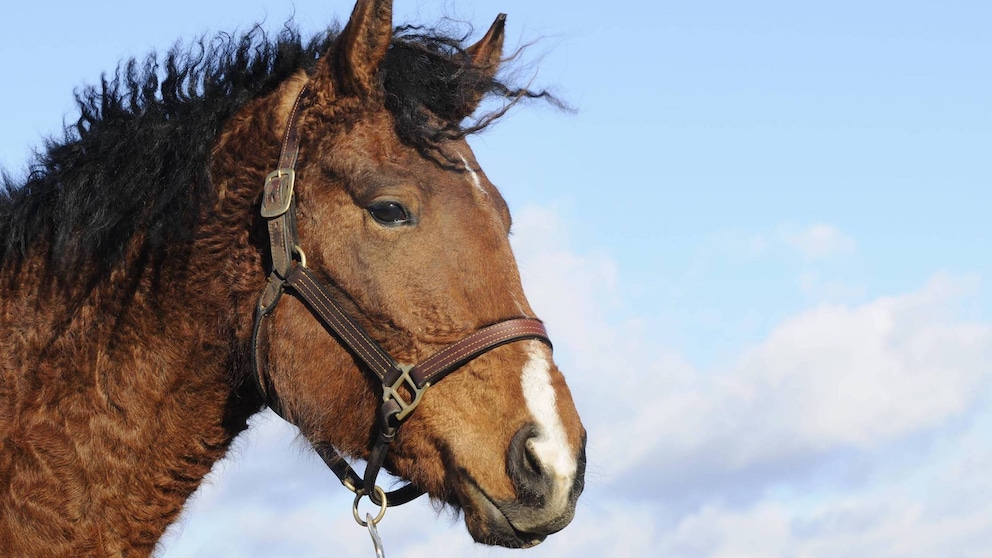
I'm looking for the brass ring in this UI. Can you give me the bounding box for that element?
[353,485,388,526]
[341,476,359,494]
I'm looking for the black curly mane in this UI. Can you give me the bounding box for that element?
[0,22,553,283]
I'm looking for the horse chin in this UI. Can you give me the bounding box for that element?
[458,478,547,549]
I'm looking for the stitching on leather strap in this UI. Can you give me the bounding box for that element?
[286,267,397,381]
[412,320,550,386]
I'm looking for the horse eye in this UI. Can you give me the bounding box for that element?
[367,201,411,226]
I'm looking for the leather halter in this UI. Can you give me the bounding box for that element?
[250,84,553,510]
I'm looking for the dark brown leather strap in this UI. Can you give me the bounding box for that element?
[284,265,402,382]
[286,265,551,391]
[262,85,310,278]
[407,320,551,387]
[284,264,550,385]
[252,84,313,408]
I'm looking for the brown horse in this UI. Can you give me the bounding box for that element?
[0,0,586,555]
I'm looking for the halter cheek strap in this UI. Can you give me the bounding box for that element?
[250,83,553,511]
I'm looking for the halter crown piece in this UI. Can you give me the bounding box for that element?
[250,84,553,550]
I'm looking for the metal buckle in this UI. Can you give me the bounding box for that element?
[260,168,296,218]
[381,364,429,422]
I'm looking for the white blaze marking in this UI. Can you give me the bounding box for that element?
[521,341,576,504]
[458,153,489,198]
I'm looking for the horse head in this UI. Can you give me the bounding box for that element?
[230,0,586,547]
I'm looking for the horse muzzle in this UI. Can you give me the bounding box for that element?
[460,425,587,548]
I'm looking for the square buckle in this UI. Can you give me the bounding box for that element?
[260,168,296,218]
[382,364,429,422]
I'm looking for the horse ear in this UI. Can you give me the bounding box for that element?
[335,0,393,96]
[457,14,507,118]
[467,13,506,73]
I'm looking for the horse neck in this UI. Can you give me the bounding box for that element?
[0,132,276,557]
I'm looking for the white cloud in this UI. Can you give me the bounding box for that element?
[606,275,990,492]
[733,274,989,450]
[798,270,867,302]
[783,223,857,259]
[659,502,793,558]
[645,487,992,558]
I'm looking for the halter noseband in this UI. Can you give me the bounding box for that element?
[250,84,552,517]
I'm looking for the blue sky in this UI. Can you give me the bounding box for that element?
[2,1,991,556]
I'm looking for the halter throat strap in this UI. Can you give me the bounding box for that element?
[251,84,553,509]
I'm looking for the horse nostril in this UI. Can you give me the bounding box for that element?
[507,424,551,506]
[524,440,543,476]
